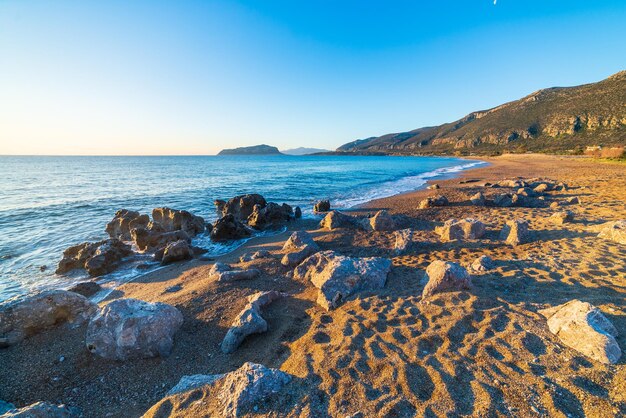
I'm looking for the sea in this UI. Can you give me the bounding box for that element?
[0,155,485,303]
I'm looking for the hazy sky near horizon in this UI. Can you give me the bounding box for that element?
[1,1,625,155]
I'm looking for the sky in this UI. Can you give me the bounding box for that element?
[1,1,625,155]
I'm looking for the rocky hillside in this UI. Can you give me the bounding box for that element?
[338,71,626,155]
[218,144,282,155]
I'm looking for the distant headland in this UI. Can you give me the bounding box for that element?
[217,144,282,155]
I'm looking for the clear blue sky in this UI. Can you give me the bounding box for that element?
[1,0,625,155]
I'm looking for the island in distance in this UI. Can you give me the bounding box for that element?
[281,147,330,155]
[217,144,282,155]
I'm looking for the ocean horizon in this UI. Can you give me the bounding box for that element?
[0,155,483,302]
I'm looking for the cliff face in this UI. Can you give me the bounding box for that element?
[218,145,282,155]
[337,71,626,155]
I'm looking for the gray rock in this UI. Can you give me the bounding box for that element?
[294,250,391,310]
[294,206,302,218]
[160,240,193,265]
[247,203,293,230]
[210,214,252,241]
[493,193,513,208]
[418,195,448,209]
[313,200,331,212]
[500,219,531,245]
[471,255,494,272]
[131,227,190,252]
[540,300,621,364]
[68,281,102,298]
[56,239,133,277]
[0,290,97,347]
[470,192,485,206]
[152,207,205,237]
[221,291,286,353]
[422,261,471,298]
[167,374,225,396]
[209,263,261,282]
[566,196,580,205]
[550,201,561,209]
[597,220,626,245]
[217,194,267,220]
[365,210,396,231]
[533,183,549,193]
[550,211,574,225]
[105,209,149,240]
[239,250,271,263]
[436,218,486,241]
[319,211,359,230]
[281,231,320,267]
[0,402,74,417]
[393,229,415,254]
[86,298,183,360]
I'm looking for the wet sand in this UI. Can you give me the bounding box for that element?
[1,154,625,417]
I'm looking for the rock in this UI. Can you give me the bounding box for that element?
[422,261,471,298]
[471,255,494,272]
[239,250,271,263]
[393,229,415,254]
[498,179,524,188]
[313,200,331,212]
[540,300,621,364]
[160,240,193,265]
[418,195,448,209]
[436,218,486,241]
[533,183,550,193]
[500,219,531,245]
[281,231,320,267]
[147,363,292,418]
[365,210,396,231]
[105,209,149,240]
[210,214,252,241]
[86,298,183,360]
[131,227,190,252]
[218,194,267,220]
[516,187,536,197]
[566,196,580,205]
[493,193,513,208]
[0,401,74,417]
[152,207,205,237]
[0,290,97,347]
[247,202,293,229]
[319,211,358,230]
[0,401,16,415]
[550,211,574,225]
[294,206,302,218]
[209,263,261,282]
[597,220,626,245]
[470,192,485,206]
[68,281,102,298]
[221,291,286,353]
[294,250,391,310]
[427,184,440,190]
[56,239,133,276]
[550,201,561,209]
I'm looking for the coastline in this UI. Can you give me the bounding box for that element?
[1,154,625,417]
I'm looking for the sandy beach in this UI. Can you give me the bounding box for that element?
[1,154,625,417]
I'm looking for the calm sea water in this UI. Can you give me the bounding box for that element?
[0,155,483,302]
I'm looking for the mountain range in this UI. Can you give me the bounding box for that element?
[337,71,626,155]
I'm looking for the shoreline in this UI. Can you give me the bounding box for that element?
[1,154,625,417]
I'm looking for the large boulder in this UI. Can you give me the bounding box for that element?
[0,401,74,417]
[294,251,391,310]
[152,207,205,237]
[247,202,293,229]
[597,220,626,245]
[436,218,486,241]
[422,261,471,298]
[281,231,320,267]
[131,227,190,252]
[105,209,149,240]
[500,219,531,245]
[393,229,415,254]
[365,210,396,231]
[145,363,292,418]
[418,195,448,209]
[540,300,621,364]
[313,200,331,213]
[319,211,359,230]
[56,239,133,276]
[0,290,97,347]
[159,240,193,265]
[221,291,286,353]
[209,263,261,282]
[217,194,267,220]
[86,299,183,360]
[210,214,252,241]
